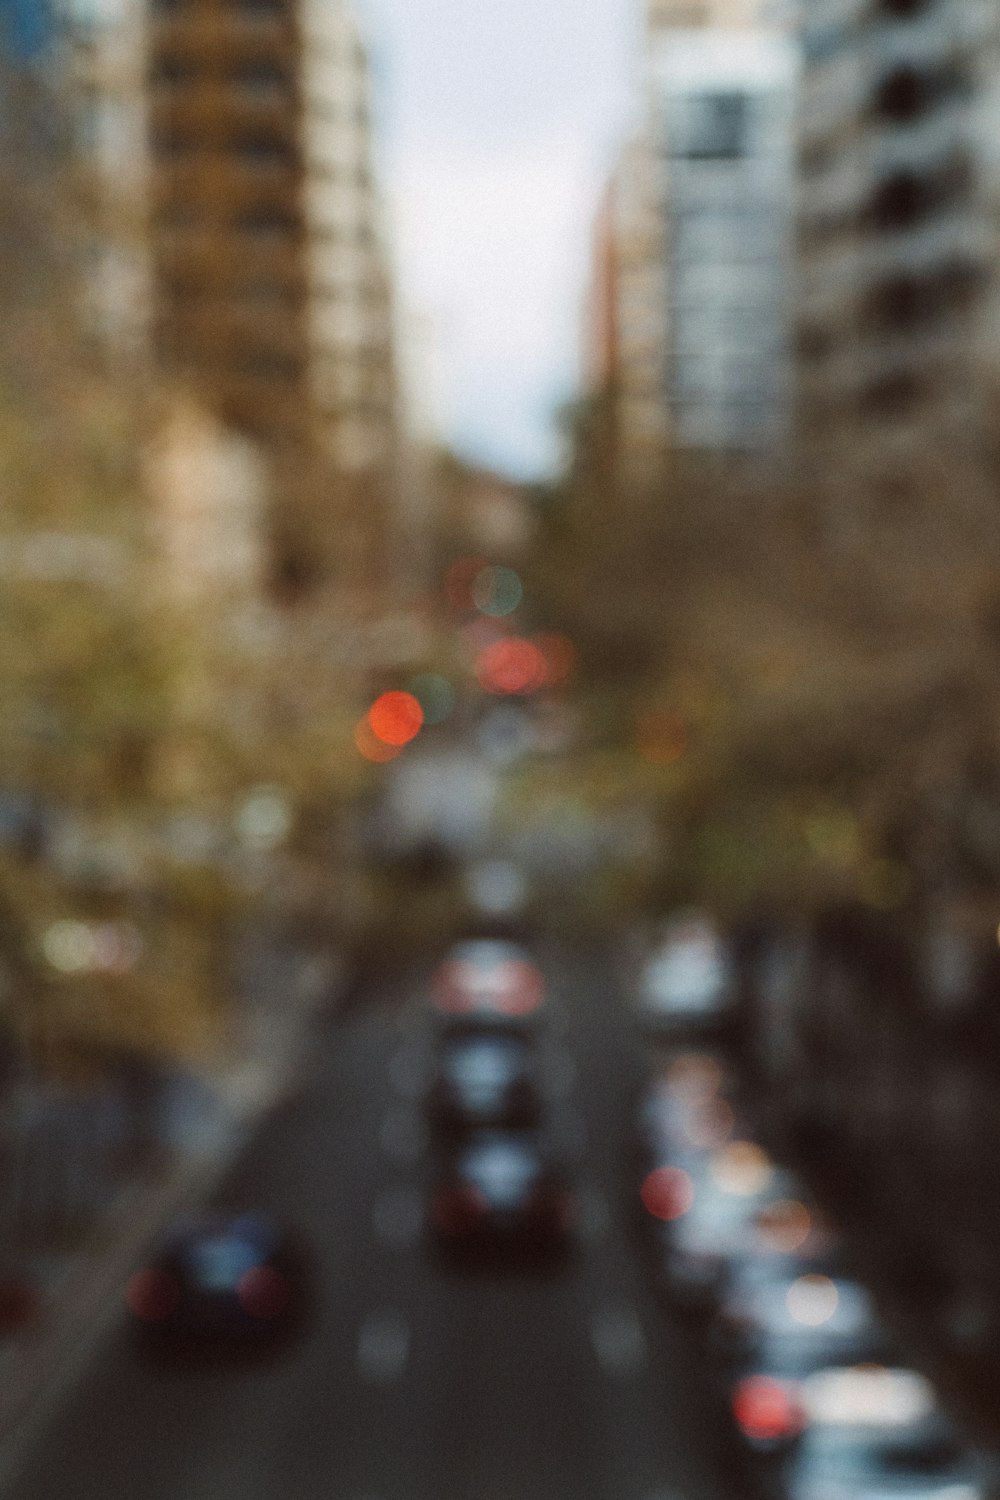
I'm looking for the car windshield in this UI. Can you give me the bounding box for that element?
[444,1036,527,1088]
[461,1137,543,1199]
[186,1237,263,1290]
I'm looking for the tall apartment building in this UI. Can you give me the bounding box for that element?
[62,0,397,597]
[653,28,798,450]
[795,0,1000,500]
[585,0,797,478]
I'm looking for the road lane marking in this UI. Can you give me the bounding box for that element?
[590,1303,648,1376]
[378,1105,427,1165]
[373,1186,424,1249]
[357,1311,410,1385]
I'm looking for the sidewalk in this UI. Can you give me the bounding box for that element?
[0,942,348,1487]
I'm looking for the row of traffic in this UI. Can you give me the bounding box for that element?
[423,939,575,1266]
[633,1041,997,1500]
[121,937,572,1359]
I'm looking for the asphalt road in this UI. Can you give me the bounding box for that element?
[2,941,745,1500]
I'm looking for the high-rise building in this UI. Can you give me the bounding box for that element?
[652,28,798,450]
[795,0,1000,503]
[63,0,398,597]
[584,0,797,479]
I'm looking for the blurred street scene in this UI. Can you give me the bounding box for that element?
[2,0,1000,1494]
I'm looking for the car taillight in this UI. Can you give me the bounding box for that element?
[732,1375,805,1443]
[640,1166,695,1222]
[126,1268,180,1323]
[237,1265,291,1320]
[432,1184,487,1233]
[496,961,545,1016]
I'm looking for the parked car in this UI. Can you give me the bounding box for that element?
[425,1027,543,1138]
[778,1365,987,1500]
[635,911,737,1043]
[125,1212,309,1358]
[711,1268,886,1382]
[642,1135,803,1313]
[428,1129,574,1265]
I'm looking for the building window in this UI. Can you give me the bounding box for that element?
[149,55,196,85]
[861,370,924,416]
[671,92,749,161]
[228,59,291,95]
[230,135,295,166]
[233,207,299,235]
[878,0,929,15]
[226,0,285,16]
[869,169,929,229]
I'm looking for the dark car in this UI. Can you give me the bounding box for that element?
[426,1027,543,1137]
[125,1212,309,1359]
[428,1129,574,1265]
[430,940,547,1024]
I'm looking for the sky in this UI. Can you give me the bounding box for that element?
[359,0,641,481]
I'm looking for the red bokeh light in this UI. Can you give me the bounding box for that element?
[476,639,549,696]
[368,691,424,747]
[640,1166,696,1222]
[354,717,401,763]
[732,1376,805,1443]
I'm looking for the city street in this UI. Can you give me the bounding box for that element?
[0,943,743,1500]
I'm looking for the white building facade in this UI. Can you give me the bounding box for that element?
[651,29,799,450]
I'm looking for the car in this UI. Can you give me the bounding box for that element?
[711,1268,886,1382]
[428,1129,574,1265]
[636,910,737,1044]
[774,1364,989,1500]
[640,1134,805,1314]
[430,940,546,1024]
[425,1027,543,1138]
[125,1212,309,1358]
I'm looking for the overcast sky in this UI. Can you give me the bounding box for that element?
[359,0,641,481]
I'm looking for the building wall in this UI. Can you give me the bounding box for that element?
[652,29,798,450]
[588,0,797,479]
[795,0,1000,499]
[64,0,398,594]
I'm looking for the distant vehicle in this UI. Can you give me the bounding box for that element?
[125,1213,308,1357]
[776,1365,987,1500]
[428,1129,574,1264]
[426,1029,543,1138]
[712,1268,884,1379]
[642,1137,803,1313]
[431,940,546,1024]
[636,911,737,1042]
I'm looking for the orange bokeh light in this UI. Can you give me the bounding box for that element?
[354,717,401,763]
[476,638,549,696]
[368,691,424,746]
